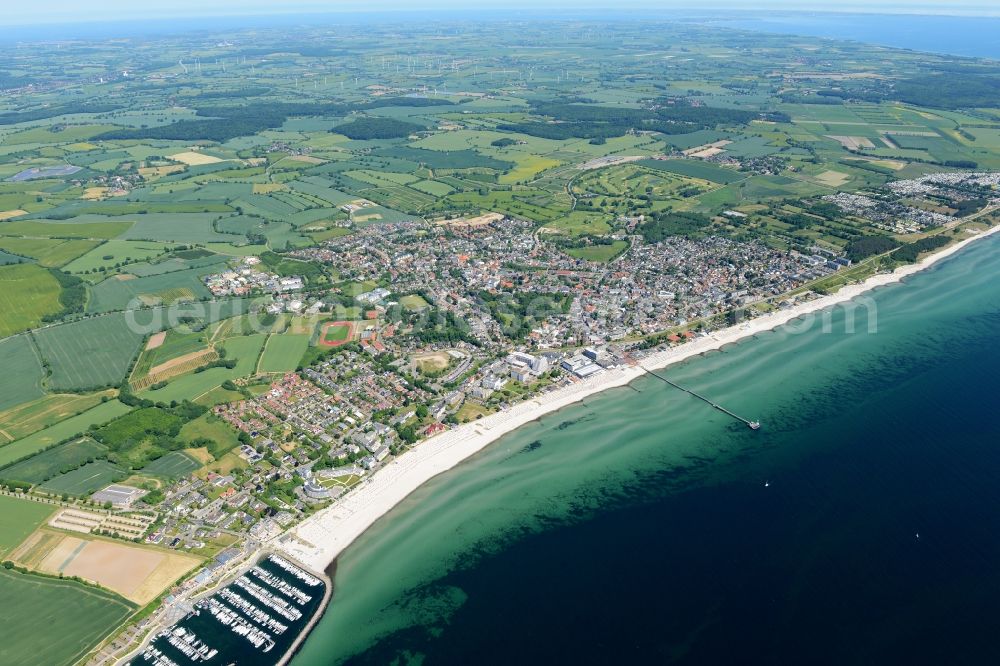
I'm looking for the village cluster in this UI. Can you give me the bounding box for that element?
[65,172,997,558]
[292,215,821,346]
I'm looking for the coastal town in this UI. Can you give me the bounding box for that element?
[8,170,995,576]
[2,13,1000,665]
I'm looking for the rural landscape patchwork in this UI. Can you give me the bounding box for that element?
[0,11,999,666]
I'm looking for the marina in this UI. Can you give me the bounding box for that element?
[130,555,327,666]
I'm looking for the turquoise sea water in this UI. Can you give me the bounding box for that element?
[294,235,1000,665]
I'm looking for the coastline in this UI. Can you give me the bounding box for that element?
[277,223,1000,573]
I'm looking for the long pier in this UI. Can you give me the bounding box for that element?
[644,368,760,430]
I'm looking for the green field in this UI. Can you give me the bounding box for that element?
[141,451,201,479]
[409,179,455,196]
[139,334,267,403]
[131,327,210,382]
[192,386,246,408]
[33,314,146,390]
[0,495,55,556]
[118,212,240,243]
[0,400,132,469]
[0,264,63,337]
[322,324,352,343]
[0,238,100,268]
[87,266,212,313]
[40,460,124,496]
[0,219,133,240]
[563,240,629,262]
[399,294,431,311]
[637,158,746,184]
[0,568,135,666]
[0,392,113,444]
[0,438,109,485]
[62,240,170,274]
[259,333,310,372]
[0,335,46,412]
[179,412,241,459]
[546,211,612,236]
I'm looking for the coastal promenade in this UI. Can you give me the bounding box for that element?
[278,223,1000,572]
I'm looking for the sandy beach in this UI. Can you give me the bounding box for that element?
[278,223,1000,572]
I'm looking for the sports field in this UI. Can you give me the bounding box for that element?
[33,313,146,390]
[0,335,46,412]
[0,568,135,665]
[39,460,124,496]
[0,495,55,557]
[319,321,355,347]
[0,263,63,337]
[0,400,131,469]
[259,332,311,372]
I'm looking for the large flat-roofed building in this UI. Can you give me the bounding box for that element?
[91,484,147,508]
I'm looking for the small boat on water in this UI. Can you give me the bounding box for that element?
[748,421,761,430]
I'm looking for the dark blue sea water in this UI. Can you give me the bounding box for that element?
[294,234,1000,665]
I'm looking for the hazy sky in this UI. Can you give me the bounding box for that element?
[3,0,999,25]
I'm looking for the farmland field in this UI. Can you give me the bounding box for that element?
[0,219,133,239]
[0,400,132,469]
[131,327,209,378]
[0,335,46,412]
[637,158,746,184]
[33,314,146,390]
[40,460,125,496]
[141,451,201,479]
[62,240,170,274]
[139,334,267,402]
[117,213,240,243]
[0,391,114,444]
[87,265,212,312]
[0,263,63,337]
[259,332,311,372]
[0,568,135,666]
[0,237,100,268]
[0,438,109,484]
[30,532,201,604]
[0,495,55,556]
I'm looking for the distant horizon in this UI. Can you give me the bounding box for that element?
[3,2,1000,27]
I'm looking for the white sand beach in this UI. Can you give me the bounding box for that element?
[278,223,1000,572]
